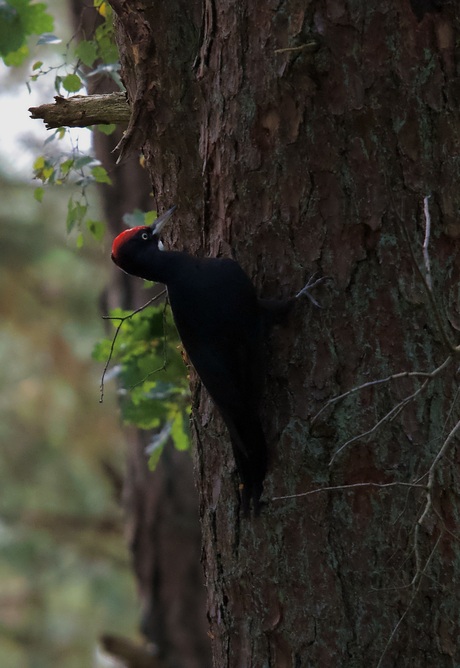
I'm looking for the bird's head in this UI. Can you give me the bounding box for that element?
[111,206,176,278]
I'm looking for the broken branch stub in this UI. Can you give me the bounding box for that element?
[29,92,131,129]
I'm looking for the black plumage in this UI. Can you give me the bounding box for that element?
[111,208,322,513]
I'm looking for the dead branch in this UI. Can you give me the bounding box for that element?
[29,92,130,129]
[311,368,445,426]
[274,40,319,54]
[272,480,426,502]
[328,356,453,466]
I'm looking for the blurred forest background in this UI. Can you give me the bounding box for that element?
[0,2,141,666]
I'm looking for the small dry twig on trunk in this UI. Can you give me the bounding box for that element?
[314,194,457,468]
[328,357,453,466]
[422,195,433,291]
[272,480,426,502]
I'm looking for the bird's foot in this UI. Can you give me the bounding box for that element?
[295,274,330,308]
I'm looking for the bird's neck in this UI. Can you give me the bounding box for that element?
[131,249,194,285]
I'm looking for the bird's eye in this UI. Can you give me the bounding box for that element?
[141,232,149,240]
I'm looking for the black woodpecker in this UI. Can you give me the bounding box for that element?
[111,207,323,514]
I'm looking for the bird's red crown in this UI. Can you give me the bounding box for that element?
[111,226,147,260]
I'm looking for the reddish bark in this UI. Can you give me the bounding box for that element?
[110,1,460,665]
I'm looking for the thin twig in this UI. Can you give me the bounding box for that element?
[441,385,460,438]
[272,481,426,502]
[417,416,460,530]
[376,533,442,668]
[399,211,455,354]
[274,41,318,54]
[311,369,443,425]
[99,290,167,403]
[410,409,460,599]
[328,357,453,466]
[329,381,428,466]
[422,195,433,291]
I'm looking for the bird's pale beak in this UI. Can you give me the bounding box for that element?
[152,206,176,234]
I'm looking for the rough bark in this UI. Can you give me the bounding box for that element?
[29,92,130,129]
[68,3,211,667]
[109,1,460,666]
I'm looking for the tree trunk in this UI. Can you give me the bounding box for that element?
[110,1,460,665]
[69,4,210,667]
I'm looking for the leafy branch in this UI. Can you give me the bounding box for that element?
[0,0,54,66]
[98,291,167,404]
[26,0,122,244]
[94,292,191,467]
[33,148,111,246]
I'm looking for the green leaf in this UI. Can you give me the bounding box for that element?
[74,156,94,169]
[86,219,105,241]
[0,4,24,58]
[33,187,44,202]
[44,128,63,145]
[33,155,45,171]
[94,18,118,64]
[91,165,112,185]
[144,211,157,226]
[3,43,28,66]
[22,3,53,34]
[97,123,116,135]
[66,198,87,233]
[107,307,131,320]
[32,59,42,70]
[33,155,55,183]
[121,399,161,430]
[122,210,146,227]
[93,305,189,469]
[147,444,165,471]
[60,158,74,176]
[92,338,115,363]
[62,73,82,93]
[123,209,158,227]
[0,1,54,64]
[75,39,97,67]
[171,409,189,451]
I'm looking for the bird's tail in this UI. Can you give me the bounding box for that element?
[226,413,268,516]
